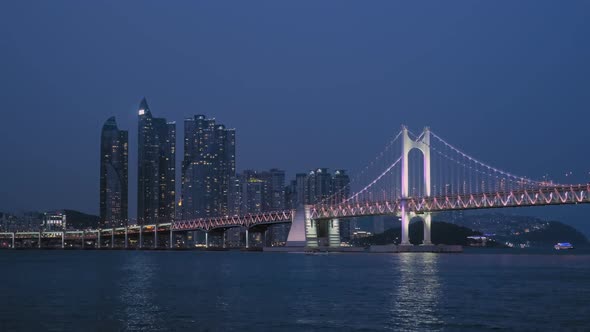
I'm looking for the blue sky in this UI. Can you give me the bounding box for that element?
[1,1,589,232]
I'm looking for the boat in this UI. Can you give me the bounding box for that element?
[305,250,329,255]
[554,242,574,250]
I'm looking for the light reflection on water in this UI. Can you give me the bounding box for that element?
[118,253,162,331]
[389,253,443,331]
[1,251,590,331]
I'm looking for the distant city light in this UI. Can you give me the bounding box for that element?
[138,109,145,115]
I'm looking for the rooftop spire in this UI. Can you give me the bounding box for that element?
[138,97,151,116]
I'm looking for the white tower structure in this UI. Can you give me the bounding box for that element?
[400,126,432,245]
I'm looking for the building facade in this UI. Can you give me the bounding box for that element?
[137,98,176,225]
[99,117,128,227]
[181,115,235,219]
[285,168,350,209]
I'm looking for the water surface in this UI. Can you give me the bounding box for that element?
[0,250,588,331]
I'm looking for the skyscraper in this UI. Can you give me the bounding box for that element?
[99,117,128,228]
[332,169,351,204]
[181,115,235,219]
[137,98,176,225]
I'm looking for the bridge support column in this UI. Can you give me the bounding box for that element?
[124,227,128,249]
[422,213,432,245]
[61,232,65,249]
[98,231,101,249]
[205,232,209,248]
[169,229,173,249]
[82,231,85,249]
[328,219,341,247]
[245,229,249,249]
[139,227,143,249]
[38,232,42,249]
[305,218,318,248]
[222,231,226,249]
[12,232,15,249]
[154,225,158,249]
[285,206,308,247]
[400,201,411,246]
[111,228,115,249]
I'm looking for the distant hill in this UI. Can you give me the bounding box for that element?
[356,221,482,246]
[519,221,588,246]
[63,210,99,229]
[445,213,589,247]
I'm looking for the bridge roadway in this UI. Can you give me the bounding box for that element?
[1,184,588,249]
[310,184,590,219]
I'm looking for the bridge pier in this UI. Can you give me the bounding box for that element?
[139,226,143,249]
[222,231,226,249]
[400,214,411,246]
[111,228,115,249]
[328,219,341,247]
[124,227,128,249]
[61,232,65,249]
[169,229,173,249]
[422,213,432,245]
[38,232,41,249]
[306,218,318,248]
[12,232,15,249]
[82,231,85,249]
[205,232,209,248]
[97,231,101,249]
[154,225,158,249]
[245,229,249,249]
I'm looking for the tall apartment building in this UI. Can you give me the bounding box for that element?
[137,98,176,224]
[99,116,128,227]
[181,115,235,219]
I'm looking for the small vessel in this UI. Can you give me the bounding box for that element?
[554,242,574,250]
[305,250,329,256]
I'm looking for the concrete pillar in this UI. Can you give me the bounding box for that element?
[61,232,65,249]
[285,206,306,247]
[82,231,85,249]
[222,231,226,249]
[139,227,143,249]
[98,231,101,249]
[169,229,173,249]
[11,232,15,249]
[205,232,209,248]
[111,228,115,249]
[305,218,318,248]
[422,213,432,245]
[124,227,128,249]
[400,201,411,246]
[245,229,249,249]
[154,225,158,249]
[328,219,341,247]
[38,232,41,249]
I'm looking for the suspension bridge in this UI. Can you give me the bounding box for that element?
[2,126,588,250]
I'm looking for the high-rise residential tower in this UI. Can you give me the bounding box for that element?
[181,115,235,219]
[99,117,128,228]
[137,98,176,225]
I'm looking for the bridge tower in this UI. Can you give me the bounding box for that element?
[400,126,432,246]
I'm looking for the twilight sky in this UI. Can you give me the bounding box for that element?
[1,1,589,231]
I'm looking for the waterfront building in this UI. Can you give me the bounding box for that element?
[42,212,66,231]
[99,117,128,227]
[137,98,176,224]
[181,115,235,219]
